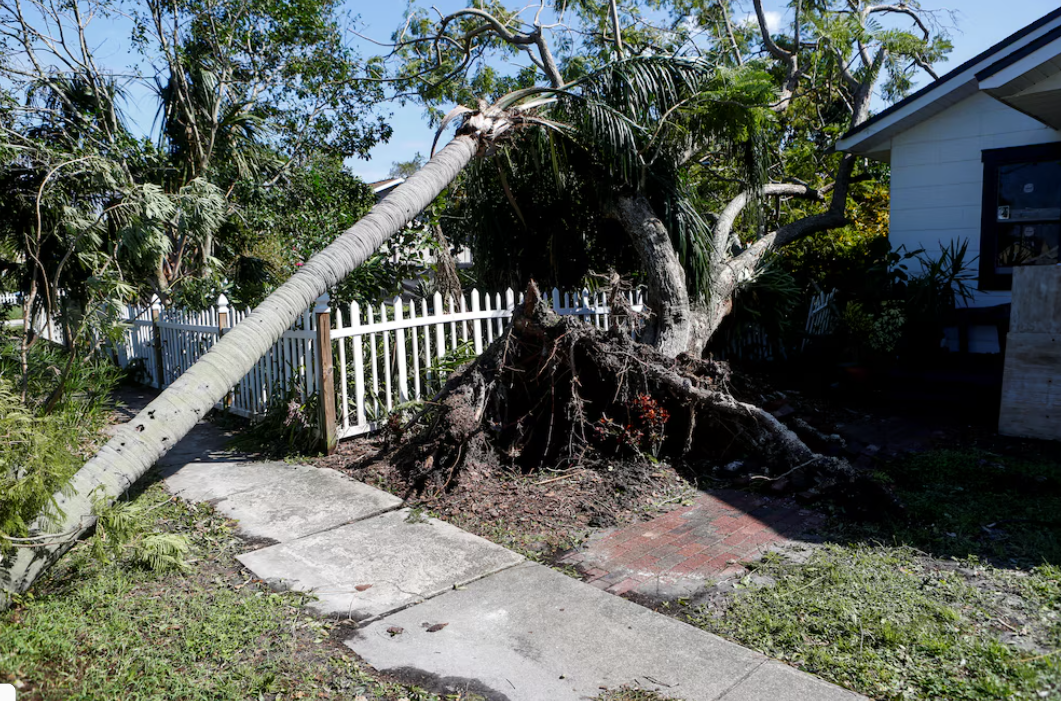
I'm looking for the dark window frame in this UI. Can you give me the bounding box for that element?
[980,142,1061,291]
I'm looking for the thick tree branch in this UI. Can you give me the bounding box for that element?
[712,183,826,260]
[753,0,799,113]
[752,0,791,61]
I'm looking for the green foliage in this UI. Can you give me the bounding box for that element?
[725,257,802,345]
[0,379,78,546]
[229,386,321,458]
[839,240,977,361]
[686,545,1061,700]
[90,496,190,573]
[0,481,436,700]
[0,0,394,365]
[781,180,891,292]
[450,56,774,298]
[0,335,122,548]
[228,157,418,307]
[841,300,905,355]
[844,449,1061,567]
[680,447,1061,700]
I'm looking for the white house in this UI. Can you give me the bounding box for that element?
[836,8,1061,354]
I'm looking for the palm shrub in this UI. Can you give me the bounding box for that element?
[0,335,121,553]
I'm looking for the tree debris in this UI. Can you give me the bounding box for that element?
[387,282,898,517]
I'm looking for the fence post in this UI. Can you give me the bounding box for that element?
[150,295,164,388]
[314,293,337,455]
[216,293,234,408]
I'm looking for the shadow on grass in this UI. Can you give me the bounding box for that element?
[824,446,1061,570]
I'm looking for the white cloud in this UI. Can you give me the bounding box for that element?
[740,10,782,36]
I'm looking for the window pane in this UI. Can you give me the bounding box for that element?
[995,222,1060,272]
[997,161,1061,222]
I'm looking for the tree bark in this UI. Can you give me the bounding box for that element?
[432,224,463,301]
[613,192,693,358]
[0,133,481,607]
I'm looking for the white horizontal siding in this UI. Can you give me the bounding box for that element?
[890,92,1061,321]
[890,204,983,233]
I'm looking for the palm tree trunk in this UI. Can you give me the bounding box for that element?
[0,134,480,607]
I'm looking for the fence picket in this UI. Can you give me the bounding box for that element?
[381,301,393,411]
[471,289,483,355]
[408,301,421,400]
[421,297,433,391]
[114,283,663,440]
[434,292,447,374]
[368,305,380,417]
[447,294,458,350]
[394,297,409,404]
[351,302,366,427]
[335,307,349,431]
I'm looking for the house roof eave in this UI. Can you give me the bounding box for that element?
[836,7,1061,156]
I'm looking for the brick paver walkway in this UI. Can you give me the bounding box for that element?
[560,490,825,596]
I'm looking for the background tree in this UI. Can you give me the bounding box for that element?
[377,0,951,357]
[0,0,395,398]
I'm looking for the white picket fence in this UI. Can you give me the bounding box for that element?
[0,290,65,342]
[724,288,838,362]
[803,288,838,350]
[116,295,326,420]
[114,285,838,443]
[114,287,645,440]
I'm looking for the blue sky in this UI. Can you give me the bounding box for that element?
[350,0,1061,182]
[59,1,1061,181]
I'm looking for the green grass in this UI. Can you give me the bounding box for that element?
[684,546,1060,700]
[0,480,440,701]
[678,449,1061,700]
[849,449,1061,568]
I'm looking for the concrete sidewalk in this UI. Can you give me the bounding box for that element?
[151,409,863,701]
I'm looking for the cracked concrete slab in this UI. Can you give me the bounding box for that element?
[346,562,860,701]
[237,509,524,620]
[165,462,402,542]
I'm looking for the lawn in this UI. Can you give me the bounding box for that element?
[678,449,1061,700]
[0,479,440,701]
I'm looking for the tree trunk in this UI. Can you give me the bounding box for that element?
[432,224,463,301]
[613,193,693,358]
[0,133,481,607]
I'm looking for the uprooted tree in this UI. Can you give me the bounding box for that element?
[0,61,748,604]
[0,0,949,604]
[391,281,879,503]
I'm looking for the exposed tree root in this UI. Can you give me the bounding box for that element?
[392,282,898,518]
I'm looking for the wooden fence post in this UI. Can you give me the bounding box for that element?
[150,295,164,388]
[314,293,337,455]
